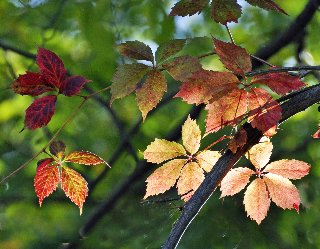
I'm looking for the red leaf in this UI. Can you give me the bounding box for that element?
[25,95,57,129]
[170,0,209,17]
[214,38,252,76]
[251,72,305,95]
[60,76,91,96]
[61,166,88,215]
[245,0,287,15]
[12,72,54,96]
[175,70,239,105]
[313,128,320,139]
[64,151,106,166]
[49,141,66,159]
[36,48,67,88]
[211,0,242,25]
[34,158,60,206]
[228,127,247,153]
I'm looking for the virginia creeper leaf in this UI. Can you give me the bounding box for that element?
[34,158,59,206]
[243,178,270,224]
[162,55,202,82]
[155,39,187,64]
[25,95,57,129]
[264,173,300,211]
[214,38,252,76]
[116,41,154,63]
[245,0,287,15]
[36,48,67,88]
[60,76,91,96]
[144,139,186,164]
[64,151,106,165]
[110,63,151,103]
[264,160,310,180]
[61,166,88,215]
[220,167,255,197]
[182,116,201,155]
[313,128,320,139]
[228,127,247,153]
[49,141,66,159]
[12,72,54,96]
[169,0,209,17]
[246,138,273,168]
[144,159,186,198]
[196,150,221,172]
[211,0,242,25]
[136,70,167,120]
[175,70,239,105]
[251,72,305,95]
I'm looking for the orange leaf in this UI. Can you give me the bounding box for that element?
[228,127,247,153]
[220,167,255,197]
[182,116,201,155]
[64,151,106,166]
[144,139,186,164]
[264,173,300,211]
[246,138,273,169]
[34,159,60,206]
[196,150,221,172]
[313,128,320,139]
[61,166,88,215]
[264,159,310,180]
[244,178,270,224]
[144,159,186,199]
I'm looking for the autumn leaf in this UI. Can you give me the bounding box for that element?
[246,138,273,168]
[251,72,305,95]
[195,150,221,172]
[211,0,242,25]
[64,151,106,165]
[228,127,247,153]
[245,0,287,15]
[34,158,60,206]
[25,95,57,130]
[214,38,252,76]
[264,160,310,180]
[136,70,167,120]
[182,116,201,155]
[155,39,187,64]
[49,140,66,159]
[61,166,88,215]
[169,0,209,17]
[313,128,320,139]
[116,40,154,64]
[59,76,91,96]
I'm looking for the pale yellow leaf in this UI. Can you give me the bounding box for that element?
[182,116,201,155]
[246,139,273,168]
[196,150,221,172]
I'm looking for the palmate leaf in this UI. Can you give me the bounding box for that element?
[64,151,106,165]
[246,138,273,169]
[264,160,310,180]
[169,0,209,17]
[116,40,154,63]
[182,116,201,155]
[211,0,242,25]
[155,39,187,64]
[49,140,66,159]
[245,0,287,15]
[60,76,91,96]
[195,150,221,172]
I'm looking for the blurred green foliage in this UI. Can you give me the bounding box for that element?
[0,0,320,248]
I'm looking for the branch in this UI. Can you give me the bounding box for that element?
[246,65,320,77]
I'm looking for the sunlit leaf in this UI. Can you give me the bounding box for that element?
[246,138,273,169]
[264,159,310,179]
[182,116,201,155]
[64,151,106,165]
[196,150,221,172]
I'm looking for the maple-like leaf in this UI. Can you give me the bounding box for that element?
[195,150,221,172]
[110,63,150,103]
[264,160,310,180]
[245,0,287,15]
[12,72,54,96]
[175,70,239,105]
[220,167,255,197]
[61,166,88,215]
[64,151,106,165]
[228,127,247,153]
[155,39,187,64]
[211,0,242,25]
[25,95,57,129]
[251,72,305,95]
[144,139,186,164]
[246,138,273,168]
[243,178,270,225]
[205,89,247,133]
[136,70,167,120]
[116,40,154,63]
[162,55,202,82]
[49,140,66,159]
[169,0,209,16]
[313,128,320,139]
[36,48,67,88]
[214,38,252,76]
[182,116,201,155]
[34,158,60,206]
[144,159,186,198]
[60,76,91,96]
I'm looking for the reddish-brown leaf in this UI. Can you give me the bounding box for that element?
[61,166,88,215]
[162,55,202,82]
[169,0,209,16]
[251,72,305,95]
[49,141,66,159]
[116,41,154,63]
[220,167,255,197]
[205,89,247,134]
[211,0,242,25]
[136,70,167,120]
[34,158,60,206]
[175,70,239,105]
[182,116,201,155]
[245,0,287,15]
[144,159,186,198]
[214,38,252,76]
[12,72,54,96]
[64,151,106,166]
[244,178,270,224]
[25,95,57,129]
[264,160,310,180]
[313,128,320,139]
[264,173,300,211]
[195,150,221,172]
[60,76,91,96]
[246,138,273,169]
[36,48,67,88]
[177,162,205,202]
[144,139,186,164]
[155,39,187,64]
[228,127,247,153]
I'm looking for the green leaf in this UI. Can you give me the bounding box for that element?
[155,39,187,64]
[116,40,154,63]
[211,0,242,25]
